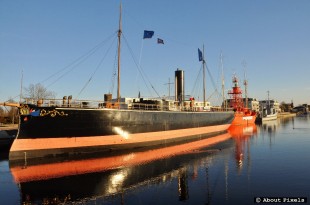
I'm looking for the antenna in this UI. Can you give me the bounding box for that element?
[164,78,174,99]
[202,45,206,107]
[20,69,23,103]
[117,3,122,102]
[242,60,248,109]
[220,52,226,109]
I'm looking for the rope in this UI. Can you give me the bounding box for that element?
[75,36,118,99]
[122,34,161,98]
[42,32,117,89]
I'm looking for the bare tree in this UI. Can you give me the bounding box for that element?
[0,99,19,124]
[24,83,56,100]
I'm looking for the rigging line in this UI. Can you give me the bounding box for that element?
[3,94,20,103]
[138,37,144,67]
[41,32,116,85]
[191,64,203,97]
[122,34,161,98]
[41,32,117,86]
[45,33,117,89]
[75,36,118,100]
[207,90,219,101]
[206,64,219,93]
[135,38,144,93]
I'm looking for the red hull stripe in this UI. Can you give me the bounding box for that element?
[10,124,230,152]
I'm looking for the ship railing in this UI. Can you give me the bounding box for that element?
[130,103,162,111]
[23,98,166,110]
[23,98,106,108]
[180,106,233,112]
[211,107,234,112]
[22,98,234,112]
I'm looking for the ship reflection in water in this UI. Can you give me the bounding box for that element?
[10,129,258,204]
[228,124,257,171]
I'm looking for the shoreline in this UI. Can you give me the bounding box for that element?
[277,112,296,118]
[0,124,18,131]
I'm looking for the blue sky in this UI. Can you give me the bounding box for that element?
[1,0,310,105]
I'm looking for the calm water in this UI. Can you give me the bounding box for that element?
[1,116,309,204]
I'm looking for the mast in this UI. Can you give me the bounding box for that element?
[117,3,122,102]
[244,73,248,109]
[242,61,248,109]
[20,69,23,103]
[202,45,206,107]
[220,52,225,109]
[267,90,270,106]
[164,78,173,99]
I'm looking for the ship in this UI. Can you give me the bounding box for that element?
[227,75,256,125]
[256,91,278,122]
[7,4,234,162]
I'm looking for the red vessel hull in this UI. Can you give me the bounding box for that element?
[227,75,257,125]
[231,111,256,125]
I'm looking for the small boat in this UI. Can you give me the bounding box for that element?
[256,91,278,122]
[227,75,256,125]
[291,105,308,116]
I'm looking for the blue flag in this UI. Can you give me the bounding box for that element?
[198,48,203,61]
[143,30,154,39]
[157,38,164,44]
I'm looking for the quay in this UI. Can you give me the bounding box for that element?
[0,124,18,150]
[277,112,296,118]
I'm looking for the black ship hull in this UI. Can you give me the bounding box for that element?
[9,105,234,162]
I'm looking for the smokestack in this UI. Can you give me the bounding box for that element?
[175,69,184,102]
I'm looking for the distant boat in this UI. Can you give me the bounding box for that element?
[256,91,278,122]
[291,105,308,116]
[227,75,256,125]
[7,4,234,163]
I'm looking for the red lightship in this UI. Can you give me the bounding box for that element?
[228,76,256,125]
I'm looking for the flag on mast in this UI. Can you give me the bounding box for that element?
[157,38,164,44]
[143,30,154,39]
[198,48,203,61]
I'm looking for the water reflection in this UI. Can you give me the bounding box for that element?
[260,120,278,135]
[10,132,233,204]
[228,124,257,172]
[178,168,188,201]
